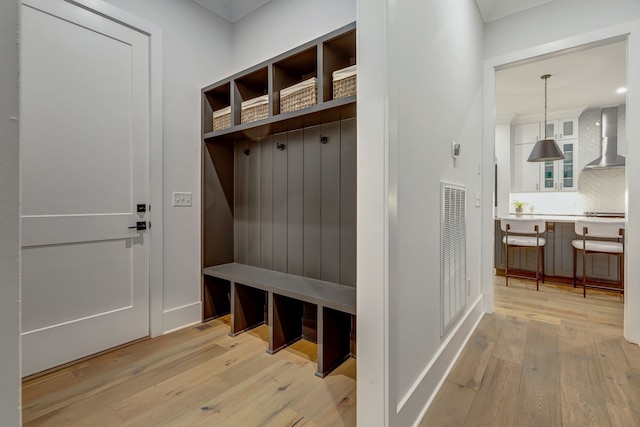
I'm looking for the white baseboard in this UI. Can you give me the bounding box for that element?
[395,295,484,427]
[162,301,202,334]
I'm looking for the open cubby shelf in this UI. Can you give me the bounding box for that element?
[203,94,355,143]
[202,22,356,136]
[201,22,357,377]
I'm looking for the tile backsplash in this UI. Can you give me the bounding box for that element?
[577,105,626,213]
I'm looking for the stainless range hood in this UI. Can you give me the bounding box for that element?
[585,106,625,169]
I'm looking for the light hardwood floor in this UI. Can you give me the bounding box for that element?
[22,316,356,426]
[24,278,633,427]
[420,277,639,427]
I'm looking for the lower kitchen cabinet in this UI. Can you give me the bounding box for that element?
[494,220,548,273]
[550,222,575,278]
[495,220,621,284]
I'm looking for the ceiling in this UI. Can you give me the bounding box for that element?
[474,0,554,22]
[496,40,628,119]
[192,0,271,23]
[195,0,551,24]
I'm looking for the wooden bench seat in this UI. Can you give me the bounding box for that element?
[203,262,356,377]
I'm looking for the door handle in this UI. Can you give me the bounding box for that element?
[129,221,147,231]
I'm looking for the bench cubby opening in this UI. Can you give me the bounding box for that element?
[203,276,230,321]
[268,293,305,354]
[318,307,353,378]
[230,282,267,336]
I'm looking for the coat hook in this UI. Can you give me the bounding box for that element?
[243,148,250,156]
[276,142,286,151]
[320,136,328,144]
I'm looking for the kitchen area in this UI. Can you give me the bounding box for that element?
[493,39,627,302]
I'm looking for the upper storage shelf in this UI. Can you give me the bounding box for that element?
[202,22,356,142]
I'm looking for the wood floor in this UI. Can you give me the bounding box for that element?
[420,277,638,427]
[22,316,356,426]
[24,277,633,427]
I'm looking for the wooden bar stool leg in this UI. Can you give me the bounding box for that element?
[620,252,624,296]
[582,250,587,298]
[505,241,509,287]
[540,246,546,283]
[535,245,540,292]
[573,246,578,288]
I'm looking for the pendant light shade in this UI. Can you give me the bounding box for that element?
[527,138,565,161]
[527,74,565,162]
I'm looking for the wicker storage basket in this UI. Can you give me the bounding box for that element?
[280,77,317,113]
[212,106,231,131]
[241,95,269,124]
[333,65,357,99]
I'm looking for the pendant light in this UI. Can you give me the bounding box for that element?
[527,74,565,162]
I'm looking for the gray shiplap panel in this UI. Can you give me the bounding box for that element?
[303,125,322,279]
[272,132,288,273]
[287,129,304,276]
[260,136,274,270]
[320,121,341,283]
[340,118,357,286]
[203,142,235,267]
[235,141,250,264]
[248,138,261,267]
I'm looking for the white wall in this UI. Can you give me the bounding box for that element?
[103,0,233,332]
[484,0,640,59]
[495,120,511,217]
[231,0,356,73]
[483,1,640,343]
[356,0,389,424]
[358,0,486,425]
[0,0,21,424]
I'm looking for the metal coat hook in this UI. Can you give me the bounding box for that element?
[320,136,328,144]
[276,142,286,151]
[243,148,250,156]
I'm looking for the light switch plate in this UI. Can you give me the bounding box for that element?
[173,192,192,207]
[451,141,461,158]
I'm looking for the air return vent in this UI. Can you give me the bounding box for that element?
[441,182,467,335]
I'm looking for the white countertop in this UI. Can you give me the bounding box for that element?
[495,214,626,223]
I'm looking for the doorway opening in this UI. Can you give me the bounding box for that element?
[492,37,627,335]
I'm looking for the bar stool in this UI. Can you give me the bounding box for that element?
[572,220,625,298]
[500,219,546,291]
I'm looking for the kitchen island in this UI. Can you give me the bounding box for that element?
[494,215,625,289]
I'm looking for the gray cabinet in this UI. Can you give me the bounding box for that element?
[575,245,620,282]
[550,222,575,278]
[494,220,545,272]
[494,220,621,283]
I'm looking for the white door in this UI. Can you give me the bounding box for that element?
[20,0,150,376]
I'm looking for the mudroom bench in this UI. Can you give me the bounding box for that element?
[203,262,356,377]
